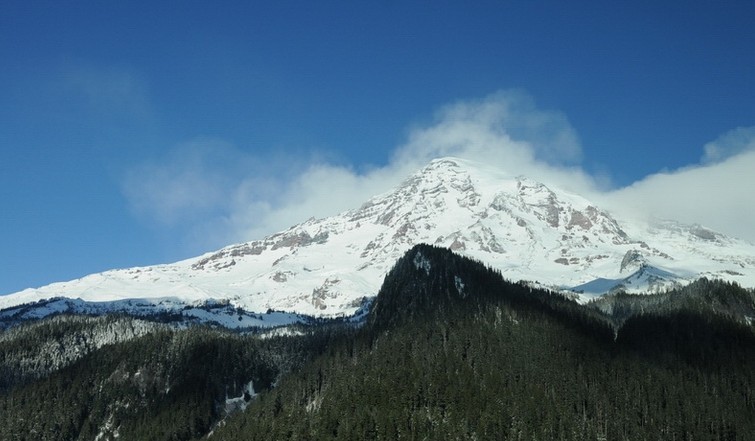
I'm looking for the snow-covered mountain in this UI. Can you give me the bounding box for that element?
[2,157,754,323]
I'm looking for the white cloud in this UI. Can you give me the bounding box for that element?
[702,126,755,163]
[227,163,401,241]
[122,90,755,252]
[607,148,755,242]
[123,90,595,249]
[391,90,593,193]
[390,90,581,169]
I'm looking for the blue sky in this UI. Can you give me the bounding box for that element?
[2,1,754,295]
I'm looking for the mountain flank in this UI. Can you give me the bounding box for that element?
[2,245,753,440]
[3,157,755,325]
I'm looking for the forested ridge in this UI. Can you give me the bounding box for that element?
[1,244,753,440]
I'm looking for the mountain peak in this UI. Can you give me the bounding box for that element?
[2,158,755,322]
[425,156,467,170]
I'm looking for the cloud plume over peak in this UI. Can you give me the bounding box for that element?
[121,91,755,253]
[397,90,583,166]
[391,90,594,194]
[122,91,596,249]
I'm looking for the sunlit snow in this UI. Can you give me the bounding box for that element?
[2,157,754,321]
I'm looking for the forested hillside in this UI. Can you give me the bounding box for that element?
[0,323,337,440]
[589,277,755,327]
[209,245,755,440]
[1,245,753,440]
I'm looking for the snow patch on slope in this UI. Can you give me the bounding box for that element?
[0,297,305,330]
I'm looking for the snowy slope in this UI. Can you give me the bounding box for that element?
[2,157,754,321]
[0,296,308,330]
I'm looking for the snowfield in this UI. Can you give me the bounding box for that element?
[2,157,754,324]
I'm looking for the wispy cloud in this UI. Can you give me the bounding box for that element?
[607,140,755,242]
[122,91,595,249]
[701,126,755,164]
[121,91,755,252]
[122,139,237,226]
[229,90,595,244]
[61,62,151,116]
[400,90,583,165]
[391,90,593,193]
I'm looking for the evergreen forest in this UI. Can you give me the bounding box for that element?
[1,244,753,440]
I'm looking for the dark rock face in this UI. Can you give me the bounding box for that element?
[620,250,646,273]
[690,226,718,242]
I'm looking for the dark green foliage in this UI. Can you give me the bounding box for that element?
[209,245,755,441]
[590,277,755,328]
[0,324,315,441]
[617,309,755,369]
[370,244,613,341]
[0,315,165,392]
[2,245,754,440]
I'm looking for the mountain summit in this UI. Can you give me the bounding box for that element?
[2,157,754,319]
